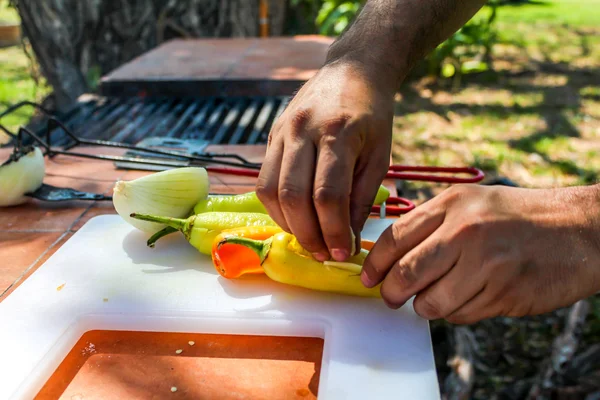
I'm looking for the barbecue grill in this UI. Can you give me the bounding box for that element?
[2,95,288,148]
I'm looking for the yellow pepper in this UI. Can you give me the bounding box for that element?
[213,230,381,298]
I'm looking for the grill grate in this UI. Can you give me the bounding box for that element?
[34,95,289,147]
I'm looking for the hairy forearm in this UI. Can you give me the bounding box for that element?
[326,0,487,88]
[583,183,600,268]
[559,183,600,295]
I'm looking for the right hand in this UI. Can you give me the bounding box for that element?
[255,59,396,262]
[361,184,600,323]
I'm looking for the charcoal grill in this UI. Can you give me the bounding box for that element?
[3,95,289,149]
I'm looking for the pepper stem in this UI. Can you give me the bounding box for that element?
[217,236,272,264]
[146,226,178,247]
[129,213,187,232]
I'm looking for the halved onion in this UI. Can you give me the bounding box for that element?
[112,167,210,233]
[0,147,45,207]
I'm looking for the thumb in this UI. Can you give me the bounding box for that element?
[350,178,385,256]
[350,151,391,255]
[350,202,372,255]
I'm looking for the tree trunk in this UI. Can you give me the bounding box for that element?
[12,0,288,111]
[267,0,287,36]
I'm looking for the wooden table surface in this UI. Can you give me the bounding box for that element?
[0,144,397,400]
[0,145,270,301]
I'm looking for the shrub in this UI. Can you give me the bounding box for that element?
[295,0,500,81]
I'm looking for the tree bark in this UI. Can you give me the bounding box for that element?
[12,0,288,111]
[267,0,287,36]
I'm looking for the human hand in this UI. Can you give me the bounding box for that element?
[361,184,600,324]
[256,60,395,262]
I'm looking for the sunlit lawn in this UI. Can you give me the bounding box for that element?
[392,0,600,196]
[0,2,50,144]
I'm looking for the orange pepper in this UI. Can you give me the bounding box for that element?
[211,225,283,278]
[361,239,375,251]
[212,225,376,280]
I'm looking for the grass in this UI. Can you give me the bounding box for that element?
[0,47,49,133]
[393,0,600,192]
[0,1,18,23]
[0,1,50,144]
[494,0,600,26]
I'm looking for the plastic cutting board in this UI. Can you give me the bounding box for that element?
[0,215,440,399]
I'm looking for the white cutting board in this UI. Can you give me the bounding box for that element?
[0,215,440,400]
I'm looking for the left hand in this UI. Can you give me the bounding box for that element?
[361,184,600,324]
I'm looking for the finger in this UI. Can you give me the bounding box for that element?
[361,200,447,287]
[442,286,498,325]
[411,254,484,320]
[312,136,358,261]
[278,138,329,260]
[379,227,460,308]
[444,260,527,324]
[255,138,288,232]
[349,154,390,255]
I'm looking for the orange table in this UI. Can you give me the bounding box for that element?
[0,145,397,399]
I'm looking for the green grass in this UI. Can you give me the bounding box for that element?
[494,0,600,27]
[0,46,50,143]
[0,1,19,23]
[393,0,600,190]
[0,2,50,143]
[392,0,600,190]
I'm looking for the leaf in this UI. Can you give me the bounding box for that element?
[441,62,456,78]
[316,1,337,27]
[336,1,360,14]
[461,60,488,74]
[334,15,350,35]
[316,0,362,36]
[319,8,344,35]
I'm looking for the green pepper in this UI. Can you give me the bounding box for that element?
[150,185,391,245]
[130,211,278,255]
[193,192,267,214]
[193,185,390,215]
[373,184,390,206]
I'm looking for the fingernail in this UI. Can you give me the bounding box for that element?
[331,248,349,262]
[383,298,402,310]
[360,271,374,287]
[312,252,328,262]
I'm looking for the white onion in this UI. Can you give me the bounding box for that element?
[0,147,45,207]
[112,167,209,233]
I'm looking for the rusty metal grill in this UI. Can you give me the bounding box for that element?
[31,95,289,147]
